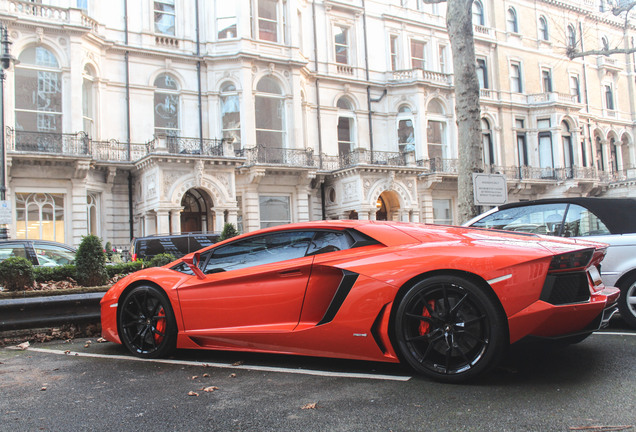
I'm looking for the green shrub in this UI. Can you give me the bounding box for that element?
[104,241,113,260]
[33,264,76,283]
[106,261,143,278]
[145,253,175,268]
[0,257,35,291]
[75,235,108,287]
[219,223,239,241]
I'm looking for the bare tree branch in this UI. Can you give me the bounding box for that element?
[612,1,636,16]
[568,46,636,59]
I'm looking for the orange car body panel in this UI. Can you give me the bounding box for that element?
[101,220,619,362]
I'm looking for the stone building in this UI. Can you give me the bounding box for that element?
[1,0,634,248]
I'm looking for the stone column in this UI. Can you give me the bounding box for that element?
[170,209,181,234]
[156,210,170,235]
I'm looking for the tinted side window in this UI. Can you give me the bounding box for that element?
[0,243,29,263]
[306,231,354,255]
[472,203,568,235]
[564,204,610,237]
[202,231,314,274]
[33,243,75,266]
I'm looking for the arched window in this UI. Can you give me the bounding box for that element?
[337,97,356,157]
[15,46,62,136]
[154,73,180,137]
[561,121,574,178]
[397,105,415,153]
[15,193,65,242]
[610,136,619,173]
[568,24,577,48]
[482,118,495,167]
[86,192,99,236]
[82,65,96,137]
[595,134,605,171]
[426,99,448,169]
[506,7,518,33]
[220,82,241,148]
[538,16,549,41]
[255,76,285,149]
[472,1,485,26]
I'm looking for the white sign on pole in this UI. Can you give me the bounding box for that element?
[0,200,11,225]
[473,173,508,206]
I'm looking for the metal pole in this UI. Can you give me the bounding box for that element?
[0,24,10,240]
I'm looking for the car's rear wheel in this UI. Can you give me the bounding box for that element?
[393,276,507,383]
[118,285,177,358]
[618,275,636,329]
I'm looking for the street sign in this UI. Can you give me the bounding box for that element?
[473,173,508,206]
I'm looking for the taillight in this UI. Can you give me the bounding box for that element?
[548,249,594,272]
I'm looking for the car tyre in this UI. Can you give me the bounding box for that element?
[617,275,636,329]
[118,285,177,358]
[393,275,507,383]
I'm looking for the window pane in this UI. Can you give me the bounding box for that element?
[218,17,237,39]
[255,96,283,130]
[471,204,568,235]
[16,193,65,242]
[259,196,291,228]
[566,205,610,237]
[433,199,452,225]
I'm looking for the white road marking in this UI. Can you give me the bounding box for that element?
[8,347,412,381]
[593,331,636,337]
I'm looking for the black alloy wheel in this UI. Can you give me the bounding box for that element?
[118,285,177,358]
[394,276,506,382]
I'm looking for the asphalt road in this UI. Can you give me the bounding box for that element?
[1,328,635,432]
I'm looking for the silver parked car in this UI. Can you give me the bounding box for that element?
[464,197,636,329]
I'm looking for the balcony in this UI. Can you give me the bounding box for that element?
[320,149,414,171]
[241,146,315,167]
[7,0,98,32]
[388,69,453,86]
[5,130,237,163]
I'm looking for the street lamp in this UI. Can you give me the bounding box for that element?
[0,23,14,240]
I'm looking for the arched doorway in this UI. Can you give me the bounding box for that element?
[180,188,214,233]
[375,191,400,221]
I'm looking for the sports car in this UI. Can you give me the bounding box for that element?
[101,220,619,382]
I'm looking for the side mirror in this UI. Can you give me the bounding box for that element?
[182,253,206,279]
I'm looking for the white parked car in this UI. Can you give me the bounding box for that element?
[464,197,636,329]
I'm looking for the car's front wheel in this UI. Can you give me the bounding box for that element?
[118,285,177,358]
[393,276,507,383]
[618,274,636,329]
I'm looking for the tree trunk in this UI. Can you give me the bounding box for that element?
[446,0,482,223]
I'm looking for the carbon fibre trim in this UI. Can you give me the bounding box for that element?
[317,270,359,326]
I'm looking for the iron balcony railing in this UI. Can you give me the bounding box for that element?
[165,136,224,156]
[6,129,634,183]
[241,146,315,167]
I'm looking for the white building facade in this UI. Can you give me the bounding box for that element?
[2,0,635,248]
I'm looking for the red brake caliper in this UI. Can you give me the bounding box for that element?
[154,308,166,344]
[419,300,435,335]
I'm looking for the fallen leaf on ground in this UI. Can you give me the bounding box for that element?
[40,386,47,391]
[16,342,30,350]
[301,402,317,410]
[202,373,210,378]
[229,373,237,378]
[201,386,219,393]
[232,361,244,366]
[96,338,107,343]
[188,391,199,397]
[191,375,198,380]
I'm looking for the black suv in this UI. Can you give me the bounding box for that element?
[0,240,76,266]
[130,233,220,262]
